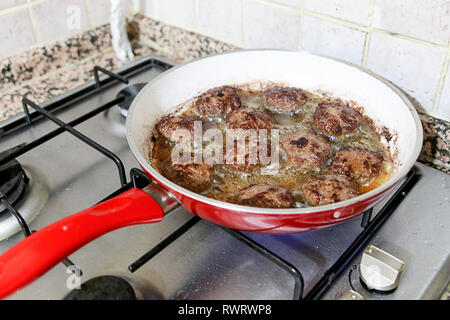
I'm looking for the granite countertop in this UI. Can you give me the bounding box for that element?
[0,14,449,175]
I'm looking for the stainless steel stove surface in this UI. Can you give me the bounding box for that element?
[0,56,448,300]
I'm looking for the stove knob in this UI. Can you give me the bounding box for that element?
[360,245,404,293]
[340,290,364,300]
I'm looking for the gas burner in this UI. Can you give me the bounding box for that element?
[64,276,137,300]
[101,83,147,137]
[0,159,28,213]
[116,83,147,117]
[0,165,49,241]
[63,276,162,300]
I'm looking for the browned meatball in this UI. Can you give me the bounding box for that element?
[195,86,241,116]
[224,138,271,171]
[226,107,274,131]
[313,102,361,136]
[264,86,307,113]
[236,184,294,208]
[330,147,384,182]
[160,154,213,192]
[281,129,331,169]
[156,115,198,142]
[301,174,359,206]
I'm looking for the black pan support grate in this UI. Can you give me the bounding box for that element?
[0,59,172,275]
[0,57,419,299]
[126,167,418,300]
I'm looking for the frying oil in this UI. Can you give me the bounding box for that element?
[151,88,393,206]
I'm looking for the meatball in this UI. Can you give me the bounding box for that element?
[236,184,294,208]
[160,154,213,192]
[281,129,331,169]
[224,138,271,171]
[195,86,241,116]
[155,115,197,142]
[313,102,361,136]
[225,107,274,131]
[330,147,384,182]
[263,86,307,113]
[301,174,359,206]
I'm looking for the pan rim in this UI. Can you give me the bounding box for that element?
[126,49,423,215]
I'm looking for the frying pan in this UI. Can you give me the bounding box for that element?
[0,50,423,298]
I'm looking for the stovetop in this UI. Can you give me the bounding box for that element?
[0,56,448,300]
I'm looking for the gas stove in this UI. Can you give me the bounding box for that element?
[0,56,448,300]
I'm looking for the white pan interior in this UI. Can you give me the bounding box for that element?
[127,49,423,213]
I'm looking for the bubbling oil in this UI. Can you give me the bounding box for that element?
[151,88,393,207]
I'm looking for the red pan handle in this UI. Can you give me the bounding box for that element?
[0,187,164,299]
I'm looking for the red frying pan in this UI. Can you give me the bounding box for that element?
[0,50,422,298]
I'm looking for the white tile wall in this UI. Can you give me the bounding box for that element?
[301,15,366,65]
[1,0,450,121]
[304,0,371,25]
[0,8,35,60]
[244,0,300,49]
[155,0,196,30]
[31,0,90,45]
[0,0,138,60]
[372,0,450,46]
[85,0,134,27]
[85,0,112,27]
[198,0,243,45]
[366,33,446,112]
[266,0,301,9]
[0,0,26,11]
[139,0,156,19]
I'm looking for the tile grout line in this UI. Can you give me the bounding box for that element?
[194,0,200,33]
[3,0,447,53]
[3,0,106,59]
[148,14,238,48]
[431,44,450,114]
[252,0,302,12]
[361,0,375,67]
[82,0,93,29]
[7,22,110,60]
[251,0,448,49]
[0,0,38,16]
[304,10,447,49]
[242,0,246,47]
[131,0,140,15]
[296,0,304,50]
[0,3,28,15]
[26,0,41,46]
[228,0,449,50]
[152,0,159,20]
[370,27,448,49]
[429,111,450,123]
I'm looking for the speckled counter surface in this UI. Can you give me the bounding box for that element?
[0,14,448,174]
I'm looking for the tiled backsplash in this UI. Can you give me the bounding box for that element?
[140,0,450,122]
[0,0,137,60]
[1,0,449,121]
